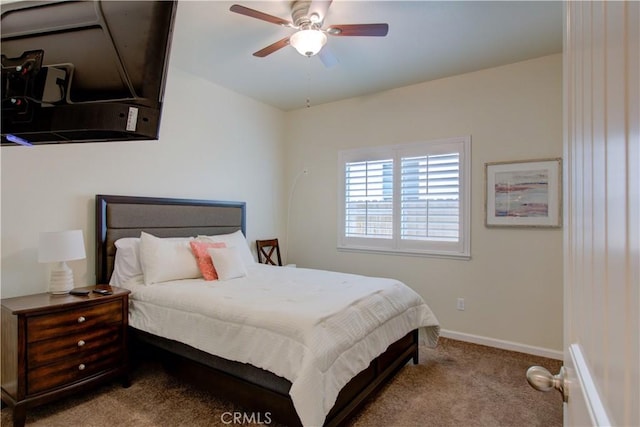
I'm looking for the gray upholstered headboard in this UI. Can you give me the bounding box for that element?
[95,195,246,284]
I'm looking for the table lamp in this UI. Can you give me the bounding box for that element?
[38,229,86,294]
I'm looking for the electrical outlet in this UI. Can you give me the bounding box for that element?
[457,298,465,311]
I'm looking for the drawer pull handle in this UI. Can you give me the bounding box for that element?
[77,340,86,347]
[77,316,86,323]
[78,364,86,371]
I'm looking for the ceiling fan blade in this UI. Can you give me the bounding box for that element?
[253,37,291,57]
[318,45,339,68]
[230,4,293,27]
[327,23,389,37]
[308,0,333,24]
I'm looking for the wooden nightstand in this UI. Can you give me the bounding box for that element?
[1,285,130,427]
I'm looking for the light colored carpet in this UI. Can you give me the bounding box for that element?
[1,338,562,426]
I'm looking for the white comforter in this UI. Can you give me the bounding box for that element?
[123,264,440,426]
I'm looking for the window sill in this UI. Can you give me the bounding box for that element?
[337,245,471,260]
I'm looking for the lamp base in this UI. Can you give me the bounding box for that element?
[49,262,74,294]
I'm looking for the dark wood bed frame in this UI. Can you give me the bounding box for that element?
[95,194,419,427]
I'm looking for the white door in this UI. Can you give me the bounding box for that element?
[538,1,639,426]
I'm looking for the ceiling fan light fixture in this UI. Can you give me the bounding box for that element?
[290,29,327,57]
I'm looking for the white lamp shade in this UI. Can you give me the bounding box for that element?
[290,29,327,57]
[38,229,86,263]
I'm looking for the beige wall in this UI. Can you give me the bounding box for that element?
[0,65,287,298]
[284,54,563,353]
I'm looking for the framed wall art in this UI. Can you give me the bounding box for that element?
[485,158,562,228]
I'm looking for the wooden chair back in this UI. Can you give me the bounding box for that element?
[256,238,282,266]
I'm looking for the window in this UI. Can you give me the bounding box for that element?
[338,136,470,258]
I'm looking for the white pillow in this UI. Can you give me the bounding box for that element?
[208,246,248,280]
[110,237,142,286]
[139,232,200,285]
[197,230,255,266]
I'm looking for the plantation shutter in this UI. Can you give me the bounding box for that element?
[344,159,393,239]
[400,153,460,242]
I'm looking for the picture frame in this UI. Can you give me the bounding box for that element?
[485,158,562,228]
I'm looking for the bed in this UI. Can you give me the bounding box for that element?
[95,194,439,427]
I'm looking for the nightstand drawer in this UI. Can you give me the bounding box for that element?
[28,325,122,368]
[27,300,123,342]
[27,344,122,395]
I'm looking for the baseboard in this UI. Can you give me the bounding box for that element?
[439,329,563,360]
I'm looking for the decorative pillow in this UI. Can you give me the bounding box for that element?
[189,241,226,280]
[139,232,200,285]
[110,238,142,285]
[197,230,255,267]
[207,246,248,281]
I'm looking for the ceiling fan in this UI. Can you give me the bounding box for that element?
[229,1,388,65]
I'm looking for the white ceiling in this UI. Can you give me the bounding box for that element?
[170,1,563,111]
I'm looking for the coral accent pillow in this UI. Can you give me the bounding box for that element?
[190,241,226,280]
